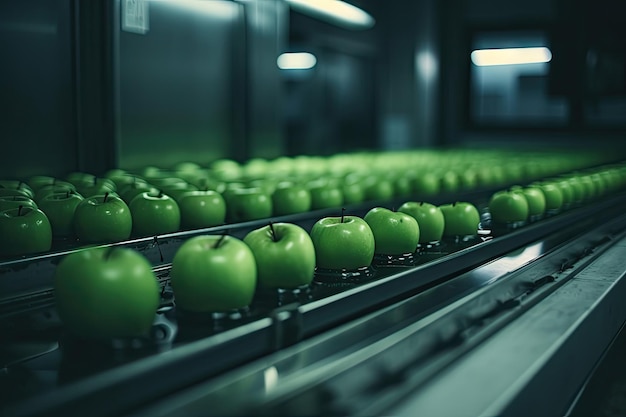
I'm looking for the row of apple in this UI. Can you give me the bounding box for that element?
[0,149,621,259]
[488,163,626,224]
[50,159,626,340]
[52,201,477,340]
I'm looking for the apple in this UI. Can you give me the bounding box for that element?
[341,175,366,205]
[66,171,96,186]
[119,181,159,204]
[520,186,546,218]
[532,181,564,212]
[161,181,199,202]
[34,181,77,203]
[0,188,36,199]
[398,201,446,243]
[0,180,34,199]
[224,187,273,223]
[210,159,242,182]
[488,189,529,224]
[74,193,132,244]
[364,207,420,255]
[310,213,375,270]
[439,202,480,237]
[178,190,226,229]
[38,191,85,237]
[244,222,316,288]
[54,246,160,339]
[440,171,460,194]
[362,176,395,202]
[0,205,52,258]
[308,180,344,210]
[555,179,574,208]
[272,182,312,216]
[412,173,440,196]
[393,174,413,199]
[76,177,117,198]
[27,175,57,191]
[170,234,257,312]
[130,191,181,237]
[0,195,38,212]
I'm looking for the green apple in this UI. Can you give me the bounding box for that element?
[397,201,445,243]
[341,175,365,205]
[170,235,257,312]
[74,193,132,244]
[244,222,316,288]
[54,246,160,339]
[0,180,34,199]
[161,181,199,202]
[178,190,226,229]
[38,191,85,237]
[0,205,52,258]
[310,214,375,270]
[272,182,312,216]
[210,159,242,182]
[130,191,181,237]
[27,175,57,191]
[412,173,440,196]
[521,186,546,218]
[532,181,564,212]
[488,189,529,224]
[439,202,480,237]
[76,177,117,198]
[362,176,395,202]
[34,181,77,203]
[393,175,413,199]
[440,171,460,194]
[119,181,159,204]
[308,180,344,210]
[66,171,96,186]
[0,195,38,212]
[224,187,273,223]
[364,207,420,255]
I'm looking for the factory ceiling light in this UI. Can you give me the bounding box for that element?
[471,47,552,66]
[285,0,375,30]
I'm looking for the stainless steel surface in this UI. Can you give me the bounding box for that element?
[390,237,626,417]
[0,0,77,178]
[113,210,626,417]
[114,0,244,170]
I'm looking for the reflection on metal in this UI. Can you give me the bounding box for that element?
[264,366,279,393]
[471,47,552,66]
[277,52,317,70]
[163,0,240,19]
[416,50,437,81]
[286,0,375,30]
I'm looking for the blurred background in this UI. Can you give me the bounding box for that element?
[0,0,624,178]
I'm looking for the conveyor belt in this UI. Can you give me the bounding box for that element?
[1,192,626,417]
[120,210,626,417]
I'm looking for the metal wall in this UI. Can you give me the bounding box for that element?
[0,0,76,178]
[114,0,245,170]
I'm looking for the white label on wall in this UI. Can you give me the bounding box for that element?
[122,0,149,34]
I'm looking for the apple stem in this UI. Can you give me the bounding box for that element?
[93,176,97,186]
[66,191,70,198]
[158,190,163,198]
[341,207,346,223]
[17,181,22,189]
[17,205,23,216]
[269,221,277,242]
[104,192,109,203]
[420,202,424,206]
[214,232,228,249]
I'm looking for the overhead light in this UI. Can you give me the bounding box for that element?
[286,0,375,30]
[277,52,317,70]
[471,47,552,66]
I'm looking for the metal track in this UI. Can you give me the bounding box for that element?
[3,193,626,417]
